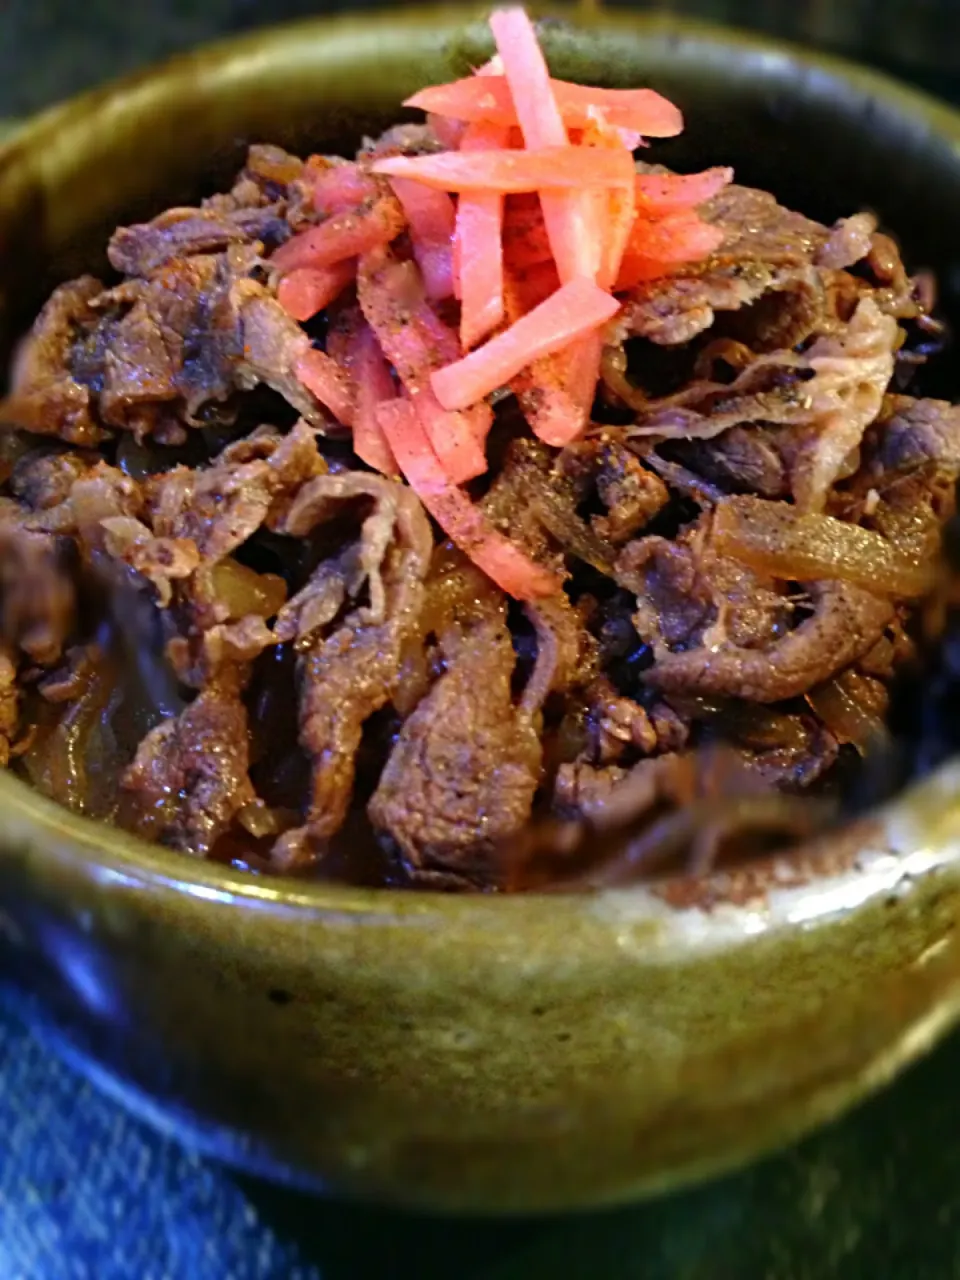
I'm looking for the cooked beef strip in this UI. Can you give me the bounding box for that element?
[0,645,18,766]
[578,676,689,766]
[714,704,840,790]
[99,427,325,849]
[28,461,144,554]
[369,602,542,886]
[816,212,878,271]
[97,254,246,436]
[99,518,200,607]
[655,426,788,500]
[145,420,323,564]
[622,185,911,351]
[120,672,256,857]
[869,395,960,476]
[131,423,321,684]
[553,760,630,820]
[552,751,703,839]
[481,437,606,575]
[783,301,899,511]
[0,504,77,667]
[108,206,290,278]
[10,448,100,510]
[4,250,338,447]
[232,284,340,425]
[523,592,596,701]
[268,471,433,869]
[830,398,960,572]
[110,143,311,277]
[559,431,669,544]
[628,297,899,511]
[1,278,111,446]
[110,431,315,848]
[209,145,307,210]
[618,532,714,655]
[643,580,894,703]
[618,511,789,661]
[621,181,839,349]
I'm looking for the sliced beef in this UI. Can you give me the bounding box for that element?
[108,206,289,277]
[0,504,77,666]
[4,257,245,444]
[816,212,878,271]
[24,460,143,550]
[781,300,899,511]
[5,251,336,447]
[145,420,322,564]
[369,605,542,886]
[206,144,307,215]
[553,751,703,826]
[553,761,629,821]
[578,676,690,766]
[643,580,894,703]
[481,437,609,575]
[629,296,898,511]
[1,278,111,446]
[523,591,596,704]
[621,181,837,348]
[869,395,960,475]
[268,472,433,868]
[199,615,277,672]
[559,431,669,544]
[0,646,18,766]
[359,123,449,160]
[98,254,249,436]
[618,514,788,659]
[135,422,321,676]
[655,426,788,500]
[99,517,200,606]
[10,448,99,510]
[863,232,920,318]
[618,532,714,655]
[830,397,960,570]
[232,284,335,424]
[709,703,840,790]
[503,753,707,889]
[276,625,410,868]
[120,674,255,857]
[112,432,328,851]
[1,139,955,893]
[109,143,309,275]
[542,746,832,887]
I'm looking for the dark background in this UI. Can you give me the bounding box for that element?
[3,0,960,118]
[3,2,960,1278]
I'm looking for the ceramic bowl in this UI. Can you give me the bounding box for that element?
[3,7,960,1215]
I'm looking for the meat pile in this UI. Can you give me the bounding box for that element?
[0,138,956,891]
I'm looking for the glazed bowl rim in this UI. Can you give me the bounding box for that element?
[4,4,960,941]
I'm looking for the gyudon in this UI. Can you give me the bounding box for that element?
[1,8,956,891]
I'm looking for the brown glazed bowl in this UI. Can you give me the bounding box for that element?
[4,6,960,1216]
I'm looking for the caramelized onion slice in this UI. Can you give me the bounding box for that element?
[713,494,936,598]
[210,558,288,621]
[806,671,889,756]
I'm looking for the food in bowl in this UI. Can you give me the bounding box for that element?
[0,8,956,891]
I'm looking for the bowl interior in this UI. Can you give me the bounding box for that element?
[1,6,960,898]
